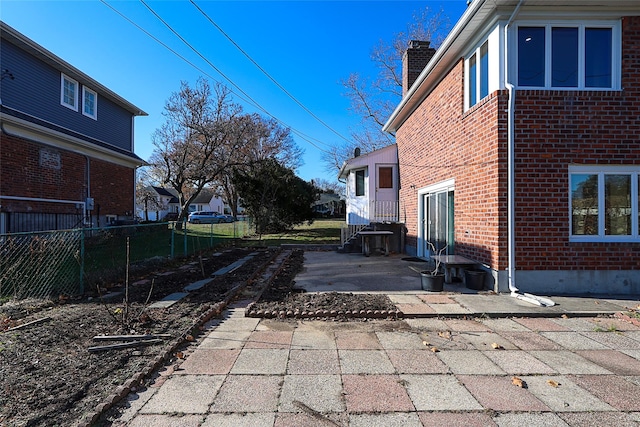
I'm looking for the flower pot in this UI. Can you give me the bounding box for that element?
[420,272,444,292]
[464,269,486,290]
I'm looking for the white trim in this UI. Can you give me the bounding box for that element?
[569,165,640,242]
[1,114,144,168]
[82,86,98,120]
[417,179,455,257]
[60,73,78,111]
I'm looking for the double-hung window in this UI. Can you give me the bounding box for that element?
[83,86,97,120]
[517,21,620,90]
[570,166,640,242]
[60,73,78,111]
[466,40,489,109]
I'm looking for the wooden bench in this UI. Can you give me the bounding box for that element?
[358,231,394,257]
[430,255,478,284]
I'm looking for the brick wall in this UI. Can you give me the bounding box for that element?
[396,61,509,269]
[1,132,135,219]
[397,16,640,273]
[512,15,640,271]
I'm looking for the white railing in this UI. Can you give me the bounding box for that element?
[370,200,399,223]
[340,224,367,247]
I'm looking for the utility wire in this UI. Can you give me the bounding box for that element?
[190,0,348,146]
[138,0,332,154]
[100,0,333,154]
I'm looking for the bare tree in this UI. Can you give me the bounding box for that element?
[149,78,243,224]
[324,6,451,173]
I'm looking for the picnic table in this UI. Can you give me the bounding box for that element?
[430,255,478,284]
[358,230,394,257]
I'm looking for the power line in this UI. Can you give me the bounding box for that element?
[189,0,349,146]
[100,0,334,154]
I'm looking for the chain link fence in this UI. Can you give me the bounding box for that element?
[0,219,253,300]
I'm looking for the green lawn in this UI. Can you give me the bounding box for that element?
[239,219,345,246]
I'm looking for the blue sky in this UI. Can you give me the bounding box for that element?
[2,0,468,183]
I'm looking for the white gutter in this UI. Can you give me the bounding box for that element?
[504,0,555,307]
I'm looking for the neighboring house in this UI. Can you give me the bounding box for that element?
[184,188,226,215]
[338,144,399,225]
[383,1,640,295]
[136,186,179,221]
[312,192,343,217]
[0,22,147,233]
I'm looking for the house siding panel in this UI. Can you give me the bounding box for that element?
[1,39,133,151]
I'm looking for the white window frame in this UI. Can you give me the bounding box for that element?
[569,165,640,242]
[82,86,98,120]
[465,40,490,110]
[514,20,621,91]
[60,73,78,111]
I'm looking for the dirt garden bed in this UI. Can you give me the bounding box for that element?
[0,247,402,426]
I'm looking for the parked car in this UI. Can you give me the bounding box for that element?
[187,211,225,224]
[220,215,235,223]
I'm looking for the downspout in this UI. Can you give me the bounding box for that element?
[504,0,555,307]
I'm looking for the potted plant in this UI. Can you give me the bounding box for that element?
[420,242,446,292]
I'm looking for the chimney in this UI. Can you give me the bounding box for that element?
[402,40,436,95]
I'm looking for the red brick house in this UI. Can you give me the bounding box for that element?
[0,22,147,233]
[383,1,640,295]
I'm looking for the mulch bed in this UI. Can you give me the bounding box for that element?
[247,249,401,321]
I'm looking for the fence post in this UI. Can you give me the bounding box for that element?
[79,229,85,294]
[183,218,187,256]
[170,222,175,259]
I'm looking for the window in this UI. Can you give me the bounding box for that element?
[517,22,619,90]
[355,170,365,197]
[83,86,97,119]
[570,166,640,241]
[61,73,78,110]
[378,167,393,189]
[466,40,489,109]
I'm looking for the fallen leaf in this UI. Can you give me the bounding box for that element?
[594,301,600,305]
[512,376,527,388]
[561,314,569,319]
[491,342,504,350]
[437,331,451,339]
[185,334,194,342]
[547,379,560,388]
[430,347,439,353]
[422,340,430,347]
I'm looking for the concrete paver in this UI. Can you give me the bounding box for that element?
[278,374,344,412]
[418,412,498,427]
[529,350,613,375]
[338,349,395,374]
[436,350,505,375]
[110,252,640,426]
[402,374,483,411]
[521,375,615,412]
[482,350,556,375]
[140,375,224,414]
[457,375,550,412]
[569,374,640,411]
[342,374,414,412]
